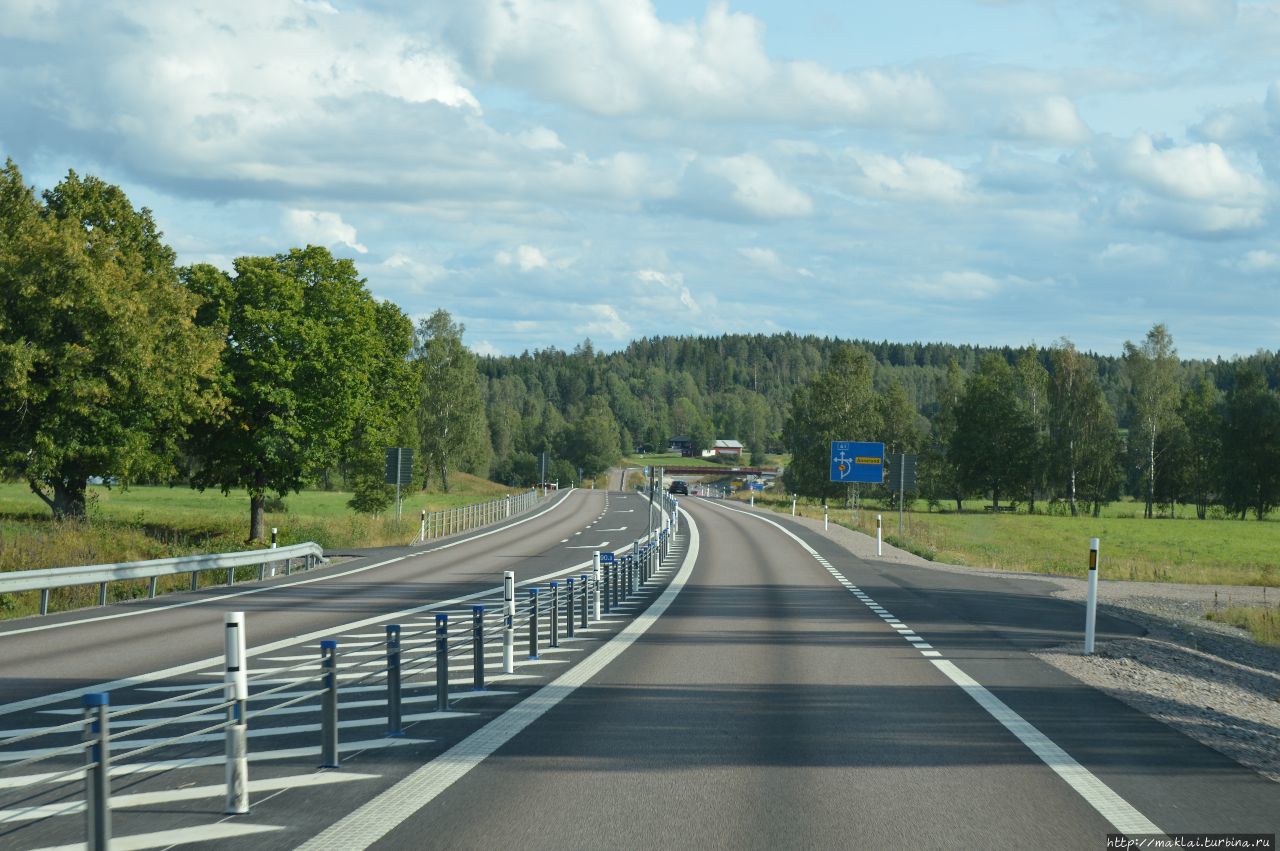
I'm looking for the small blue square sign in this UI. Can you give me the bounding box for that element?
[599,552,616,565]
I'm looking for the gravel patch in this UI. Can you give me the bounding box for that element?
[756,505,1280,783]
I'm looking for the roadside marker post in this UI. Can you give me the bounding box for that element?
[580,573,590,629]
[565,579,575,638]
[592,552,602,621]
[82,691,111,850]
[876,514,882,556]
[792,494,796,516]
[386,624,403,736]
[528,589,540,659]
[503,571,515,674]
[223,612,249,814]
[1085,538,1100,654]
[824,504,829,531]
[550,582,560,648]
[419,510,426,544]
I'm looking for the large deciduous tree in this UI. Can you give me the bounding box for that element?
[0,161,222,519]
[1220,367,1280,520]
[1124,324,1181,518]
[950,355,1036,509]
[184,246,390,541]
[415,309,490,493]
[782,345,881,500]
[1048,340,1118,516]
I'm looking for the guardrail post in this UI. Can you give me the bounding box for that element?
[148,576,158,599]
[592,552,602,621]
[226,564,234,586]
[224,612,249,814]
[320,639,339,768]
[40,588,50,615]
[98,581,108,606]
[472,606,485,690]
[436,613,450,711]
[191,570,199,591]
[82,691,111,850]
[550,582,560,648]
[566,578,576,638]
[386,624,403,736]
[528,589,540,659]
[503,571,515,674]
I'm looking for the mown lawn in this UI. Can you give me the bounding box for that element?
[749,494,1280,587]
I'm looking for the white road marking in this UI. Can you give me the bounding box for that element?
[295,506,700,851]
[0,770,379,824]
[702,498,1163,837]
[33,822,283,850]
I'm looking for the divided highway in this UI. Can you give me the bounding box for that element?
[1,490,1275,849]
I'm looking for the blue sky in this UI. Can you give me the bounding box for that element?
[2,0,1277,358]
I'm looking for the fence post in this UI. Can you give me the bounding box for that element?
[320,640,338,768]
[436,613,450,712]
[550,582,560,648]
[528,588,540,659]
[503,571,515,674]
[472,606,485,690]
[224,612,249,814]
[82,692,111,850]
[386,624,402,736]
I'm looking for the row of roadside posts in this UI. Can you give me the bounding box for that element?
[70,512,678,849]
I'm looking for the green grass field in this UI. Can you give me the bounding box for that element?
[747,493,1280,587]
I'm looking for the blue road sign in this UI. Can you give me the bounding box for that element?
[830,441,885,483]
[599,552,616,565]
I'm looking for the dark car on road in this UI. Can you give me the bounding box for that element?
[668,480,689,495]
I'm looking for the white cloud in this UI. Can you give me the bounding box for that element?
[1235,249,1280,272]
[576,304,632,340]
[739,247,783,272]
[1004,96,1091,146]
[687,154,813,219]
[516,127,565,151]
[903,271,1001,300]
[283,209,367,253]
[1098,242,1167,264]
[496,244,550,272]
[848,151,972,203]
[470,339,501,357]
[449,0,945,129]
[1125,0,1237,29]
[378,252,447,282]
[637,268,702,313]
[1113,134,1265,204]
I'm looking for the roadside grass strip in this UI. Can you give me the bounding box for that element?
[294,507,699,851]
[703,499,1162,837]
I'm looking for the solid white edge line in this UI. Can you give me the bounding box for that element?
[0,491,637,719]
[700,498,1162,836]
[930,659,1161,835]
[294,505,700,851]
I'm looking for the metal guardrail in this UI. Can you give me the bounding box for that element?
[0,542,326,615]
[0,497,684,849]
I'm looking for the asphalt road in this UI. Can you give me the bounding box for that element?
[1,490,1275,850]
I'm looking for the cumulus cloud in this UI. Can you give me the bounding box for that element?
[576,304,632,340]
[678,154,812,220]
[1098,242,1167,264]
[847,151,972,203]
[1003,96,1091,146]
[447,0,945,129]
[1124,0,1237,29]
[902,271,1002,300]
[496,244,551,272]
[284,209,367,253]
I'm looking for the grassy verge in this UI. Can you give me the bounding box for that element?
[0,475,527,618]
[1205,606,1280,645]
[743,493,1279,588]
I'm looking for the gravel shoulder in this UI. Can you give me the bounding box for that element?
[766,505,1280,784]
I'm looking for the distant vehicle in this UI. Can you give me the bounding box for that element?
[668,480,689,495]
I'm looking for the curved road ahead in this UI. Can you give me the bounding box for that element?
[1,490,1275,850]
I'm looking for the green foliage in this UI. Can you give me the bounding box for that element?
[950,355,1036,508]
[0,160,223,519]
[1124,323,1181,518]
[346,300,416,514]
[782,345,881,499]
[415,309,491,493]
[1220,367,1280,520]
[183,246,397,540]
[1048,340,1122,517]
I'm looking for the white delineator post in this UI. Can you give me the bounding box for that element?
[791,494,796,516]
[876,514,882,556]
[224,611,249,814]
[419,510,426,544]
[824,504,829,531]
[1084,538,1099,654]
[503,571,515,674]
